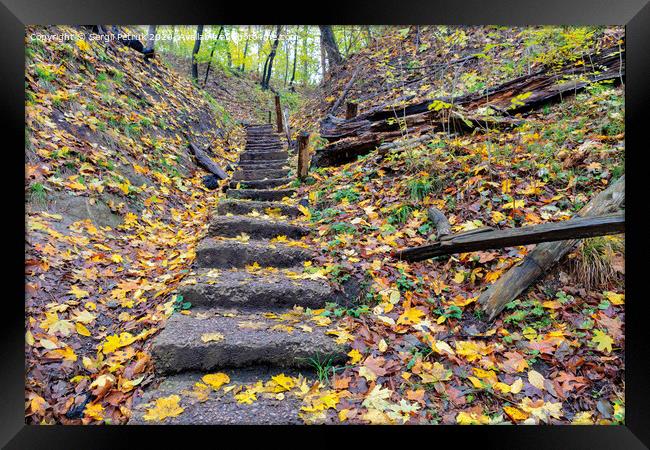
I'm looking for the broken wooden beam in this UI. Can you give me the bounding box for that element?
[188,142,228,180]
[275,95,284,133]
[478,175,625,320]
[394,212,624,262]
[346,101,359,119]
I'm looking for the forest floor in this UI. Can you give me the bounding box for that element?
[25,25,625,425]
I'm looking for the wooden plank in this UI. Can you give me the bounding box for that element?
[478,175,625,320]
[297,132,310,180]
[275,95,284,133]
[394,213,624,262]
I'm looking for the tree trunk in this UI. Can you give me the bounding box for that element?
[241,26,250,71]
[289,30,298,88]
[319,25,342,70]
[478,176,625,320]
[262,25,281,90]
[144,25,157,53]
[203,26,224,86]
[191,25,204,82]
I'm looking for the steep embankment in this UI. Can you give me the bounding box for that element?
[286,26,626,424]
[25,25,240,424]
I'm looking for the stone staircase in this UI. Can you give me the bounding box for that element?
[131,124,347,424]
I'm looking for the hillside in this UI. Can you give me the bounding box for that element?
[24,25,242,424]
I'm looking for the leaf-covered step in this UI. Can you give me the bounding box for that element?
[208,215,308,239]
[216,199,301,218]
[196,238,312,268]
[129,368,311,425]
[151,311,347,374]
[178,269,332,310]
[227,189,295,201]
[229,177,291,190]
[239,151,288,162]
[232,168,290,181]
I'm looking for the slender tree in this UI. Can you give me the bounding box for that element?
[241,25,251,71]
[203,26,224,86]
[261,25,281,90]
[289,29,298,89]
[191,25,204,82]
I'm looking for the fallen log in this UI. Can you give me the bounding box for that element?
[478,175,625,320]
[316,42,624,167]
[188,142,228,180]
[394,212,624,262]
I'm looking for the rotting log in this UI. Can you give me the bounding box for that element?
[478,176,625,321]
[395,212,624,262]
[188,143,228,180]
[297,132,310,180]
[316,42,624,167]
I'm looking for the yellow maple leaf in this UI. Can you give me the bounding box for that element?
[75,39,91,53]
[143,395,184,422]
[84,402,104,421]
[270,374,295,392]
[102,332,136,354]
[201,332,225,343]
[347,348,362,364]
[456,411,490,425]
[603,291,624,305]
[202,373,230,390]
[503,405,529,421]
[69,285,89,299]
[234,389,257,405]
[396,307,425,326]
[591,329,613,353]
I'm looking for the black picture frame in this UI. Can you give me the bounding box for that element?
[4,1,648,447]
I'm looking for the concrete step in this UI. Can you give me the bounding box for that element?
[196,238,311,268]
[227,189,295,202]
[151,311,347,374]
[208,215,308,239]
[238,160,288,170]
[130,368,311,424]
[216,199,301,218]
[229,178,291,190]
[178,270,332,310]
[233,169,290,181]
[239,151,288,162]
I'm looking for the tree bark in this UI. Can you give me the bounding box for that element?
[191,25,204,82]
[478,176,625,320]
[319,25,342,70]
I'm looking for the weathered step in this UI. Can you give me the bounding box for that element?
[239,151,288,161]
[216,199,301,218]
[244,146,284,153]
[208,215,308,239]
[229,178,291,190]
[196,238,311,268]
[151,311,347,373]
[130,369,311,425]
[227,189,295,201]
[178,270,332,309]
[238,160,288,170]
[233,168,290,181]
